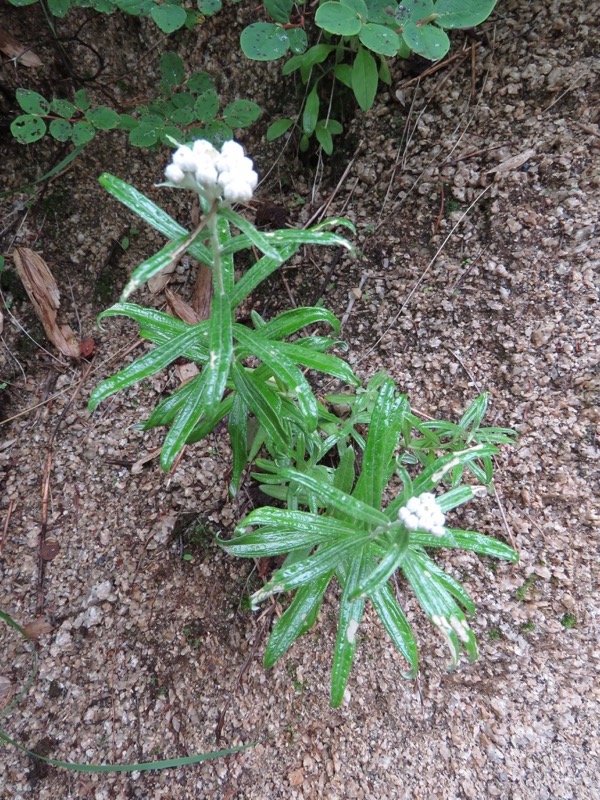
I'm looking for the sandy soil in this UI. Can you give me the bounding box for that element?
[1,1,598,798]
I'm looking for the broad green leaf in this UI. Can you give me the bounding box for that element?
[197,0,222,15]
[263,574,332,667]
[50,98,76,118]
[331,550,367,707]
[74,88,90,110]
[49,118,72,141]
[379,55,392,84]
[150,3,187,32]
[411,528,518,562]
[316,2,363,36]
[395,0,433,25]
[186,71,214,93]
[364,0,396,24]
[402,20,449,60]
[266,118,294,141]
[352,46,378,111]
[222,99,261,128]
[11,115,46,144]
[71,121,96,145]
[16,88,49,114]
[203,120,232,148]
[265,0,293,23]
[315,121,333,155]
[302,85,320,135]
[334,63,353,88]
[278,468,388,527]
[240,22,290,61]
[287,27,308,54]
[359,22,401,55]
[434,0,497,29]
[370,580,418,677]
[86,106,121,130]
[98,174,213,267]
[282,43,335,76]
[160,51,186,87]
[233,326,318,429]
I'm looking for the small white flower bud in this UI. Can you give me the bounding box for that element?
[172,145,197,172]
[164,163,186,184]
[223,180,253,203]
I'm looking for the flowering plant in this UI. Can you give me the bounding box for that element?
[90,141,518,705]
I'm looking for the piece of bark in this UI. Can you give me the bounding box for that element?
[191,263,212,320]
[13,248,81,358]
[165,288,201,324]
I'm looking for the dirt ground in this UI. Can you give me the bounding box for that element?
[0,1,598,798]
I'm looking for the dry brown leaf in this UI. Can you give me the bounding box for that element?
[131,447,162,474]
[0,676,13,704]
[191,263,213,320]
[487,148,536,174]
[40,539,61,561]
[0,308,3,335]
[13,248,81,358]
[165,288,201,324]
[0,30,43,67]
[175,362,200,385]
[23,618,54,640]
[148,259,177,294]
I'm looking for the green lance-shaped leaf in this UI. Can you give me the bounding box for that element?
[411,528,518,563]
[370,579,418,678]
[253,538,367,605]
[266,118,294,141]
[99,174,213,268]
[302,85,320,135]
[233,326,319,430]
[457,392,489,436]
[98,303,210,362]
[351,524,410,599]
[230,362,291,450]
[186,392,234,444]
[228,392,250,494]
[330,549,368,707]
[353,379,408,508]
[315,122,333,155]
[409,548,475,614]
[264,573,332,667]
[88,324,208,411]
[352,45,379,111]
[120,232,191,300]
[258,306,341,340]
[402,550,478,666]
[219,207,284,261]
[275,342,359,386]
[223,510,360,557]
[277,468,388,527]
[434,0,497,29]
[240,22,290,61]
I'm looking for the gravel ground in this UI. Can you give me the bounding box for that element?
[0,1,598,798]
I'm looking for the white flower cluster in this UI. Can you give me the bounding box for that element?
[164,139,258,204]
[398,492,446,537]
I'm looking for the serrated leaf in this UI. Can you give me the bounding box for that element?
[240,22,290,61]
[10,114,46,144]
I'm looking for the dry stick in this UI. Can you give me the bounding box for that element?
[492,482,517,551]
[36,359,94,616]
[441,343,481,391]
[303,153,358,229]
[0,498,16,557]
[358,185,492,366]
